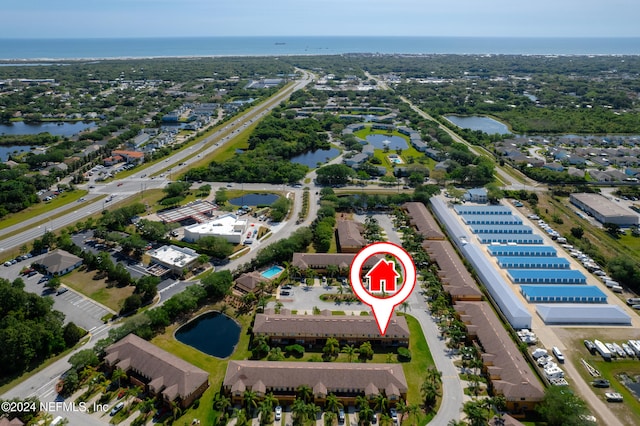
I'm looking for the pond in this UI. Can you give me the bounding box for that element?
[444,115,510,135]
[174,311,241,358]
[0,145,36,161]
[229,193,279,207]
[290,147,340,168]
[0,121,96,137]
[365,134,408,150]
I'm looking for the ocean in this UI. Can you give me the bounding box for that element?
[0,36,639,60]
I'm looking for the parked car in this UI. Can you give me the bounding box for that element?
[592,379,610,388]
[275,406,282,421]
[605,392,623,402]
[338,409,345,424]
[110,401,125,416]
[390,408,397,423]
[56,287,69,295]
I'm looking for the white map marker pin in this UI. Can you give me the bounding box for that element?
[349,242,417,335]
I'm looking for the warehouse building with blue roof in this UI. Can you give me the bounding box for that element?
[477,234,544,244]
[470,224,533,234]
[497,257,570,269]
[461,215,523,225]
[521,285,607,303]
[507,269,587,284]
[454,205,513,215]
[487,245,557,257]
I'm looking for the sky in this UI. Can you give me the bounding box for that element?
[2,0,639,39]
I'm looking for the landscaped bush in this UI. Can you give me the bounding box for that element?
[285,344,305,358]
[397,347,412,361]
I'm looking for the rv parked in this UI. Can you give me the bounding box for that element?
[552,346,565,363]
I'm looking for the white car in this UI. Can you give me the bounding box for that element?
[605,392,623,402]
[274,406,282,421]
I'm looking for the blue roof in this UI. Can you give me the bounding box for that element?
[497,257,570,268]
[521,285,606,298]
[454,205,513,215]
[477,234,544,244]
[507,269,586,283]
[487,245,557,256]
[536,304,631,325]
[470,224,532,234]
[461,214,523,225]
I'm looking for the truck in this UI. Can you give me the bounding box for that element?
[594,339,612,361]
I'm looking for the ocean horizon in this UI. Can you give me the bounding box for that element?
[1,36,639,60]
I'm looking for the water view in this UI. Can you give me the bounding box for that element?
[0,121,96,137]
[290,147,340,167]
[444,115,510,135]
[365,134,408,150]
[0,145,35,161]
[174,311,240,358]
[229,193,279,206]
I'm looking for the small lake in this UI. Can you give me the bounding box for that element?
[365,134,408,150]
[229,193,279,207]
[290,147,340,167]
[174,311,240,358]
[0,145,36,161]
[0,121,96,137]
[444,115,510,135]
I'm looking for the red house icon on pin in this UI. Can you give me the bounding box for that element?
[365,259,400,293]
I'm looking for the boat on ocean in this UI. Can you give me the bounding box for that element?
[274,42,286,45]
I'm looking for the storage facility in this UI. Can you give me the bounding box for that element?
[470,224,533,234]
[477,234,544,244]
[536,304,631,325]
[507,269,587,284]
[496,257,570,269]
[461,215,523,225]
[521,285,607,303]
[570,193,639,226]
[453,205,513,215]
[487,245,557,257]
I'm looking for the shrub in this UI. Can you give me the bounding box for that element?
[397,347,412,361]
[285,344,305,358]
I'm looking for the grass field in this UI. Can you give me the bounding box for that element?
[62,268,134,312]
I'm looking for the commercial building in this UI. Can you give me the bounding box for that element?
[104,334,209,408]
[184,213,248,244]
[461,215,523,225]
[506,269,586,285]
[291,253,382,273]
[570,193,639,226]
[254,310,409,347]
[234,272,269,294]
[402,202,445,240]
[223,361,407,407]
[37,249,82,276]
[453,205,513,215]
[536,304,631,325]
[147,245,199,276]
[487,245,557,257]
[520,285,607,303]
[496,257,570,269]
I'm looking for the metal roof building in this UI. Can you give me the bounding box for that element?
[536,304,631,325]
[477,234,544,244]
[431,197,532,329]
[497,257,570,269]
[521,285,607,303]
[507,269,587,284]
[570,193,639,226]
[454,205,513,215]
[461,215,523,225]
[470,224,533,234]
[487,245,557,257]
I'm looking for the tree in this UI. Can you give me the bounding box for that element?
[136,219,168,242]
[251,335,270,359]
[62,322,84,347]
[197,235,234,258]
[341,344,358,362]
[323,337,341,360]
[243,389,258,416]
[325,393,343,414]
[373,393,388,413]
[297,384,314,403]
[68,349,99,372]
[570,226,584,239]
[316,164,356,186]
[358,341,374,361]
[536,386,589,426]
[604,222,621,237]
[121,294,142,314]
[359,404,374,426]
[462,400,486,426]
[291,398,308,425]
[111,368,127,389]
[395,399,407,424]
[45,276,61,290]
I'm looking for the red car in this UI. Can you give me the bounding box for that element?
[117,182,123,187]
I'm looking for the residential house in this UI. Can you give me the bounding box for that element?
[37,249,83,276]
[335,220,367,253]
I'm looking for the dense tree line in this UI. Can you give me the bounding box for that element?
[0,277,83,377]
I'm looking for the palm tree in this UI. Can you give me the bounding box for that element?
[243,389,258,416]
[425,367,443,388]
[111,368,127,389]
[420,380,440,411]
[258,400,273,425]
[341,344,358,362]
[306,402,321,421]
[263,392,279,411]
[395,399,407,424]
[446,420,466,426]
[325,411,337,426]
[407,404,420,425]
[326,264,339,279]
[214,392,232,415]
[399,301,410,313]
[359,404,374,426]
[323,337,341,360]
[234,408,249,426]
[291,398,308,425]
[463,400,486,426]
[325,393,343,413]
[373,393,388,414]
[355,395,369,411]
[170,399,182,421]
[297,384,314,403]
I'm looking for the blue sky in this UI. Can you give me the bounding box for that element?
[3,0,639,38]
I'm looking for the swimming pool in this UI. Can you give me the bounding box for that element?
[261,265,284,279]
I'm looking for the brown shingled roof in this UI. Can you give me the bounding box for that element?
[336,220,366,250]
[254,313,410,339]
[104,334,209,401]
[403,202,445,240]
[224,361,407,397]
[235,271,268,293]
[292,253,382,270]
[423,240,483,300]
[454,302,544,403]
[38,249,82,274]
